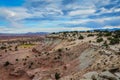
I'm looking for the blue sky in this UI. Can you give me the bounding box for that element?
[0,0,120,33]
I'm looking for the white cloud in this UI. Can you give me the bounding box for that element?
[0,7,32,27]
[64,16,120,25]
[114,8,120,12]
[0,26,93,33]
[0,0,120,33]
[103,26,120,29]
[25,27,93,32]
[24,0,63,16]
[68,9,95,16]
[0,7,32,21]
[0,26,18,33]
[0,8,16,18]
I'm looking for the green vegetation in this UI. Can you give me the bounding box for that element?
[4,61,10,67]
[97,30,112,37]
[96,38,103,43]
[15,46,18,51]
[95,30,120,45]
[86,30,90,33]
[97,32,103,37]
[0,46,6,50]
[107,37,112,40]
[87,34,94,37]
[89,40,91,43]
[107,30,120,45]
[51,32,56,34]
[28,62,34,69]
[55,72,60,80]
[113,30,120,38]
[30,62,33,65]
[104,32,112,36]
[109,38,119,45]
[19,44,35,48]
[78,35,84,39]
[102,41,108,48]
[23,63,26,65]
[9,48,12,51]
[5,49,7,52]
[29,65,31,69]
[91,75,97,80]
[58,48,62,52]
[16,59,19,61]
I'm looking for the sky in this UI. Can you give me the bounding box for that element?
[0,0,120,33]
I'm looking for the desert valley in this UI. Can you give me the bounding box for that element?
[0,0,120,80]
[0,30,120,80]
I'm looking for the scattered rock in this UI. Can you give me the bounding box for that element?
[83,71,98,79]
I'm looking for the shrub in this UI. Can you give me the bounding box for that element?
[112,34,120,38]
[113,30,120,38]
[109,38,119,45]
[78,35,84,39]
[89,40,91,43]
[96,38,103,43]
[104,32,112,36]
[5,50,7,52]
[9,48,12,51]
[55,72,60,80]
[26,56,29,58]
[91,75,97,80]
[107,37,112,40]
[29,65,31,69]
[87,34,94,37]
[58,49,62,52]
[86,30,90,33]
[97,32,103,37]
[23,63,26,65]
[15,46,18,51]
[102,41,108,48]
[94,30,101,32]
[54,57,57,60]
[30,62,33,65]
[4,61,10,67]
[16,59,18,61]
[0,46,6,50]
[52,32,56,34]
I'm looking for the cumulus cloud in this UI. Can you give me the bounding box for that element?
[0,7,31,27]
[68,9,95,16]
[61,16,120,28]
[0,0,120,32]
[103,26,120,29]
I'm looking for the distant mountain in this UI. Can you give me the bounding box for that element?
[25,32,48,35]
[0,28,120,36]
[94,28,120,31]
[109,28,120,31]
[0,32,49,36]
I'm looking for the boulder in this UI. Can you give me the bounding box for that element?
[99,71,118,80]
[83,71,98,79]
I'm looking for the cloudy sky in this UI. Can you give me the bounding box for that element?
[0,0,120,33]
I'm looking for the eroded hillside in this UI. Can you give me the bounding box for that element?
[0,30,120,80]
